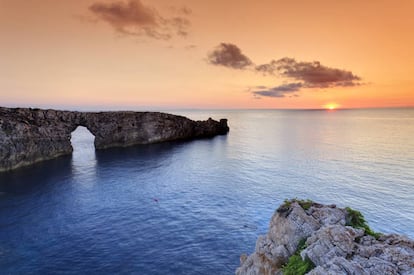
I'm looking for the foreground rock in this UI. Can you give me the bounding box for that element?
[0,107,229,172]
[236,199,414,275]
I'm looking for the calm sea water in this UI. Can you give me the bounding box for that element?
[1,108,413,274]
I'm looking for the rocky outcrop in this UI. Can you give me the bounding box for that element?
[236,200,414,275]
[0,107,229,172]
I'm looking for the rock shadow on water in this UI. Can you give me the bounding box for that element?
[0,155,73,195]
[94,135,228,173]
[94,140,194,169]
[0,134,229,197]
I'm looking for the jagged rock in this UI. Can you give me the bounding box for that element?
[308,204,346,226]
[301,225,364,267]
[0,107,229,171]
[236,202,321,275]
[236,200,414,275]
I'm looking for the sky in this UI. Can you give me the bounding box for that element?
[1,0,413,110]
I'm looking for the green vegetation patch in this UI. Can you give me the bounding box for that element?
[282,198,314,210]
[345,207,380,239]
[282,239,315,275]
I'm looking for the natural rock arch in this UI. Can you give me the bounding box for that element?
[0,107,229,172]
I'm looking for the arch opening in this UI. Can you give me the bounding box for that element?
[70,126,96,165]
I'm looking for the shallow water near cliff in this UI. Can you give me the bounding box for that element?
[1,108,413,274]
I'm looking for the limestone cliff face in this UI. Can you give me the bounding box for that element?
[236,200,414,275]
[0,107,229,171]
[82,111,229,149]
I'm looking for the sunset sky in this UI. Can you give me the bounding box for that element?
[1,0,413,110]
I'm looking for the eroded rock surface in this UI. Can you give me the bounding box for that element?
[0,107,229,171]
[236,200,414,275]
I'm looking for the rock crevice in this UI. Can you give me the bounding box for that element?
[0,107,229,171]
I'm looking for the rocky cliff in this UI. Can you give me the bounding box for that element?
[0,107,229,172]
[236,199,414,275]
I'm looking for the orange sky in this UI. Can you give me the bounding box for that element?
[1,0,413,110]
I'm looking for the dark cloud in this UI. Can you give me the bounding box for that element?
[89,0,191,40]
[252,83,302,98]
[256,57,361,88]
[255,60,278,75]
[276,57,361,87]
[207,43,363,98]
[207,43,253,69]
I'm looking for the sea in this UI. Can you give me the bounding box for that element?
[0,108,413,274]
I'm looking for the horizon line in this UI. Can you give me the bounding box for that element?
[1,104,413,112]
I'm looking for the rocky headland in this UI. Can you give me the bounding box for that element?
[236,199,414,275]
[0,107,229,172]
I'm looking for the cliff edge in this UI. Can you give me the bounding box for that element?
[236,199,414,275]
[0,107,229,172]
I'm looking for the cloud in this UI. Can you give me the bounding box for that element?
[89,0,191,40]
[166,16,191,37]
[258,57,361,88]
[255,60,279,75]
[207,43,253,69]
[207,43,363,98]
[252,83,302,98]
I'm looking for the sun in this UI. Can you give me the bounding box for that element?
[324,103,339,110]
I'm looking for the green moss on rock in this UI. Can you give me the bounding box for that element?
[345,207,380,239]
[282,239,315,275]
[282,198,314,210]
